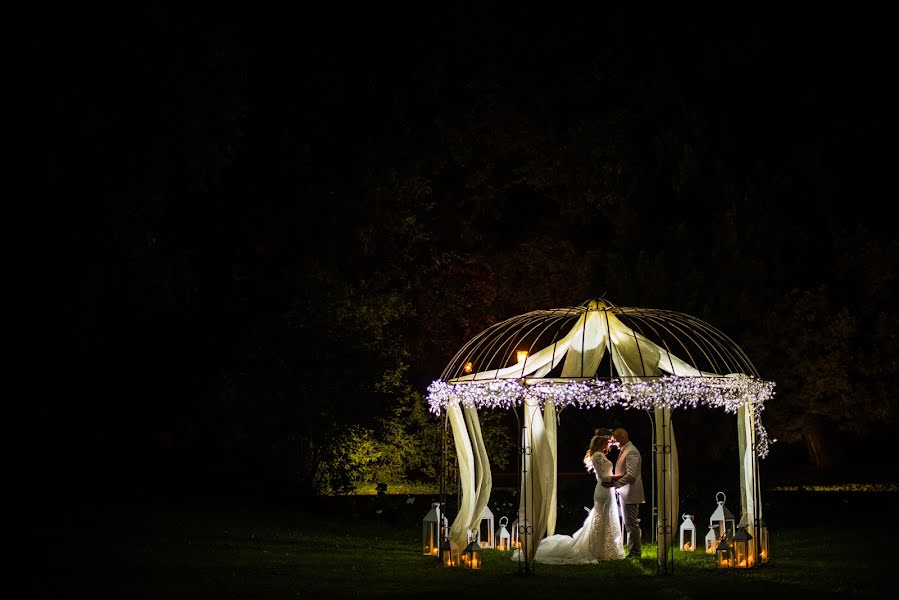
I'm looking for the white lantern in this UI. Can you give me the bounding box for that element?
[479,505,495,548]
[705,522,719,554]
[709,492,737,542]
[679,514,696,551]
[496,516,512,551]
[422,502,441,556]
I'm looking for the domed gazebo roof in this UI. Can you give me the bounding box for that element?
[427,299,775,456]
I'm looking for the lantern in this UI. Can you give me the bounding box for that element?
[757,518,769,564]
[516,350,528,364]
[496,516,511,551]
[422,502,441,556]
[732,526,754,568]
[679,514,696,551]
[463,538,482,569]
[440,537,460,567]
[510,518,521,549]
[710,492,737,542]
[705,522,719,554]
[510,517,530,550]
[716,536,733,568]
[479,505,495,548]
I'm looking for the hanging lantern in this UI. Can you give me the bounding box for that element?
[516,350,528,364]
[757,518,769,564]
[732,526,754,568]
[679,514,696,551]
[422,502,441,556]
[710,492,737,542]
[440,537,460,567]
[716,536,734,568]
[463,537,483,569]
[705,522,719,554]
[496,516,511,551]
[479,505,495,548]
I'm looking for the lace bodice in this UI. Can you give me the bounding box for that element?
[591,452,613,482]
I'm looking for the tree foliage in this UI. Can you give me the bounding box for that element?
[30,5,899,499]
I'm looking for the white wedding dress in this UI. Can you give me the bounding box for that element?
[534,451,625,564]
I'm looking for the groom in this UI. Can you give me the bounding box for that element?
[602,427,644,559]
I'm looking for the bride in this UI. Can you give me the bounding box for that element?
[535,429,625,563]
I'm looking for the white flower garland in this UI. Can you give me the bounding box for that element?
[426,375,775,458]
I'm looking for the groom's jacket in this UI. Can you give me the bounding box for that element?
[613,441,645,504]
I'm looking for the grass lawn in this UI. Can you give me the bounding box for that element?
[40,495,892,598]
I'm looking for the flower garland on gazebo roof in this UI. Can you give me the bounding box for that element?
[426,374,775,458]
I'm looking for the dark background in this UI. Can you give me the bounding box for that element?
[18,3,898,507]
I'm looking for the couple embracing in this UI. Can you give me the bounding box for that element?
[535,428,644,564]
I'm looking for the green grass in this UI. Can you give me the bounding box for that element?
[43,499,892,598]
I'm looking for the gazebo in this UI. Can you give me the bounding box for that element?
[426,299,774,574]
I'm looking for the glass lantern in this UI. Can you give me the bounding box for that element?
[732,526,754,568]
[440,538,460,568]
[463,539,482,569]
[710,492,737,542]
[422,502,441,556]
[510,518,520,549]
[679,514,696,551]
[479,505,495,548]
[496,516,511,551]
[757,518,769,564]
[705,522,719,554]
[716,536,733,568]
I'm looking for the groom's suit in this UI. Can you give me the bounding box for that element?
[613,441,644,556]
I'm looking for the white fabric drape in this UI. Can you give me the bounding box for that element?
[737,404,758,558]
[463,406,492,538]
[560,309,608,377]
[447,404,476,549]
[544,399,558,536]
[516,396,557,562]
[653,407,679,566]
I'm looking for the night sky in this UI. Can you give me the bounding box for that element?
[21,4,898,504]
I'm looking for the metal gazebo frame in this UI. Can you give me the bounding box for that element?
[430,298,773,575]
